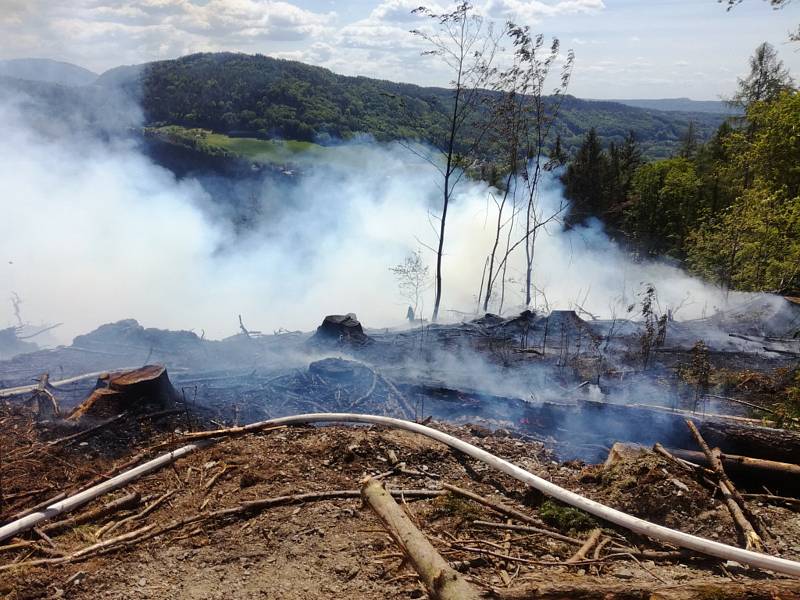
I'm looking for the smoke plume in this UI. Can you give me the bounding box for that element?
[0,85,760,346]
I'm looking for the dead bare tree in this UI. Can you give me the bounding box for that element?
[390,249,431,351]
[513,26,575,308]
[389,249,430,321]
[411,2,499,322]
[629,284,668,371]
[480,26,574,311]
[480,68,525,313]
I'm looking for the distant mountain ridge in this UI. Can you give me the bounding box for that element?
[607,97,738,115]
[0,58,97,87]
[1,53,730,159]
[95,52,729,159]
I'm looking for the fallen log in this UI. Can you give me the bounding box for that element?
[668,448,800,478]
[521,399,800,465]
[362,478,480,600]
[699,419,800,465]
[491,579,800,599]
[685,420,764,551]
[719,479,763,552]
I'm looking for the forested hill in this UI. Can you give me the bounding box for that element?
[607,98,738,115]
[96,52,727,159]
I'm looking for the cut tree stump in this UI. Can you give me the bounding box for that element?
[309,314,372,347]
[68,365,179,421]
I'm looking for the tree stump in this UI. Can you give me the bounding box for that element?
[309,314,372,347]
[68,365,179,421]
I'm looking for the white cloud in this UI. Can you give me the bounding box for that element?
[1,0,797,99]
[0,0,337,70]
[94,0,336,40]
[0,0,603,83]
[369,0,441,23]
[484,0,605,23]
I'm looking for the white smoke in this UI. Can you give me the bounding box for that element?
[0,88,761,346]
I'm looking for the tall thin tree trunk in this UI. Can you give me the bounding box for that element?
[483,174,513,311]
[524,161,542,307]
[476,256,489,313]
[498,200,516,314]
[432,19,466,323]
[432,177,449,322]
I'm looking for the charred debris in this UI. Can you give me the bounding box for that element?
[1,302,799,598]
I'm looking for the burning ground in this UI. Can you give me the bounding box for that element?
[0,300,799,598]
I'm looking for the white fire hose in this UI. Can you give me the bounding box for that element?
[1,413,799,578]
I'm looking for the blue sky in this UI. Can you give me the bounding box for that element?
[1,0,797,99]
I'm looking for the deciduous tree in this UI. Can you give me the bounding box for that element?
[411,2,499,321]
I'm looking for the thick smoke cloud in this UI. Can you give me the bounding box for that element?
[0,87,757,346]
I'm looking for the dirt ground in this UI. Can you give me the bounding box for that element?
[2,413,800,599]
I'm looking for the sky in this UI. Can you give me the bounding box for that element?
[0,0,798,99]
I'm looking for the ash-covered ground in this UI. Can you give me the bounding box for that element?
[1,301,800,599]
[2,296,798,462]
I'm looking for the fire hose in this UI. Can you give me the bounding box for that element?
[1,413,799,577]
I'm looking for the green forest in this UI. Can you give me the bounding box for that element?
[101,52,726,160]
[560,43,798,295]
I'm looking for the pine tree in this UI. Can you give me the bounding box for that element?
[731,42,794,109]
[546,133,567,170]
[562,128,608,224]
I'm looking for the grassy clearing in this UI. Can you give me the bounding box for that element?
[150,125,337,166]
[204,132,329,163]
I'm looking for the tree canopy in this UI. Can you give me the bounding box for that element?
[560,42,798,294]
[93,52,727,160]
